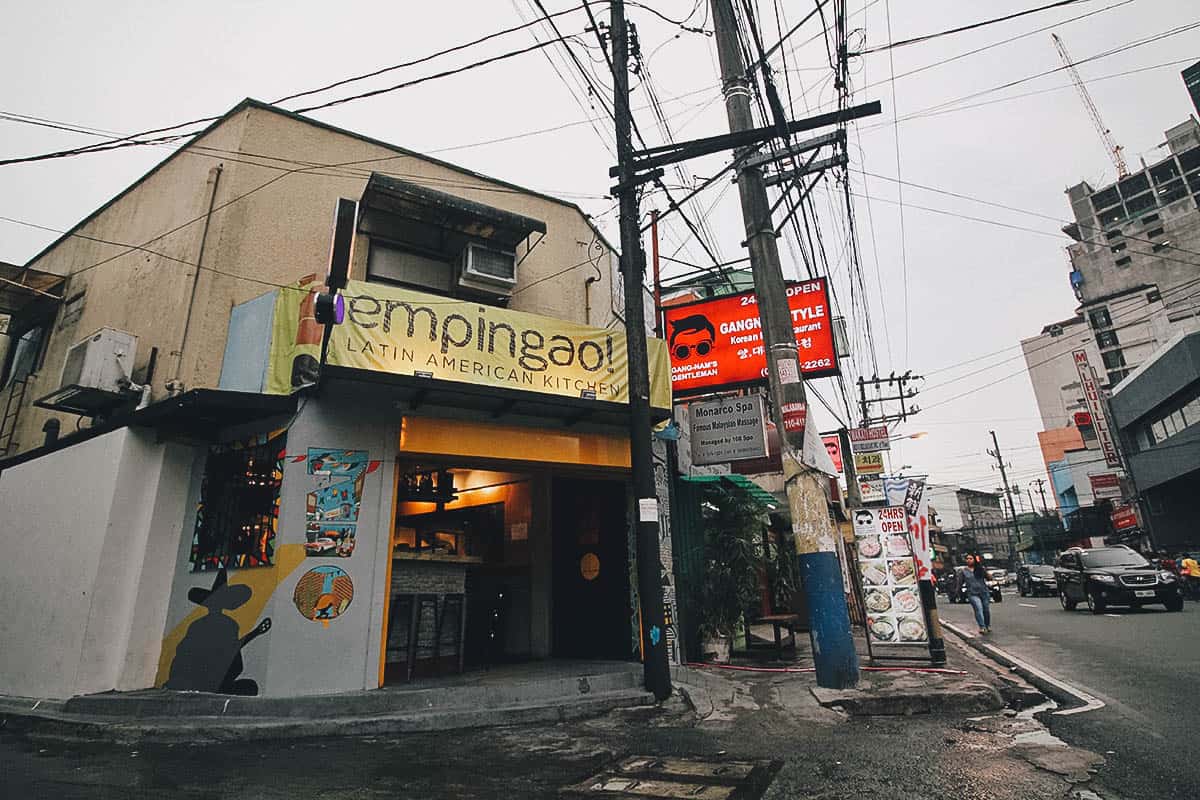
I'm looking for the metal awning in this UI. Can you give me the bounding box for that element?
[682,474,781,512]
[0,262,66,315]
[359,173,547,249]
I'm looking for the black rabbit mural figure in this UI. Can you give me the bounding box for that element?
[165,568,271,695]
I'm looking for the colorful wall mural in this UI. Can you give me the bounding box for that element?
[293,565,354,627]
[299,448,377,559]
[164,568,272,695]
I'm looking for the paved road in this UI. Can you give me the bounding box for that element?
[1,662,1085,800]
[939,588,1199,800]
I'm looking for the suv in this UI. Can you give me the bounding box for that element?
[1017,564,1057,597]
[1055,545,1184,613]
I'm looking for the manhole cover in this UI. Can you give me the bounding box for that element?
[564,756,779,799]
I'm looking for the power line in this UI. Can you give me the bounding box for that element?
[0,28,587,167]
[857,0,1093,54]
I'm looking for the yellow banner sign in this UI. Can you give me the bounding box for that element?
[854,451,884,476]
[267,280,671,409]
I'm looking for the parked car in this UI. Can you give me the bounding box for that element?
[1017,564,1057,597]
[1054,545,1184,613]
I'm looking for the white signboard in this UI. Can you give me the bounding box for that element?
[853,506,928,649]
[849,426,890,453]
[689,395,768,465]
[1072,351,1122,469]
[859,476,885,504]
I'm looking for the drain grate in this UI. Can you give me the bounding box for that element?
[565,756,779,799]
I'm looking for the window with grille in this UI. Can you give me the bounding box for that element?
[190,431,286,571]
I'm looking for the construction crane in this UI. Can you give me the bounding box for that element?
[1052,33,1128,178]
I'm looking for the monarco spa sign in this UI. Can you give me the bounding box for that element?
[266,279,671,408]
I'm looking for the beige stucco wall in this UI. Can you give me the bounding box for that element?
[7,103,618,456]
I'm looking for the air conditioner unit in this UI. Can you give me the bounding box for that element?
[35,327,139,415]
[457,242,517,296]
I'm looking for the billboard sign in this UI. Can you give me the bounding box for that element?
[1072,351,1122,469]
[689,395,768,465]
[853,506,929,651]
[821,432,844,474]
[663,278,838,395]
[859,476,885,504]
[1089,473,1122,501]
[849,426,890,453]
[1111,504,1138,531]
[854,451,884,475]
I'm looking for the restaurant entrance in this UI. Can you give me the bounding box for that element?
[382,459,633,685]
[551,477,630,659]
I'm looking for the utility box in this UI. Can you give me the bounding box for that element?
[36,328,138,415]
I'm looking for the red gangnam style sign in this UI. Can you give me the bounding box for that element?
[663,278,839,395]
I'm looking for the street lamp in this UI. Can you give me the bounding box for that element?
[888,431,928,442]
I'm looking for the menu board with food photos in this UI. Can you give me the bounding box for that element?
[853,505,929,652]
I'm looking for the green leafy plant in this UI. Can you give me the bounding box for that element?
[698,486,767,639]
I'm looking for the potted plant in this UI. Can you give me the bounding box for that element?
[697,486,767,663]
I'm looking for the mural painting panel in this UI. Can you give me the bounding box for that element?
[300,448,377,558]
[293,564,355,628]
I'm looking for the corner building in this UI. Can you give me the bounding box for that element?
[0,100,677,700]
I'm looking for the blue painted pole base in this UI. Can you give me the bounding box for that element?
[797,551,860,689]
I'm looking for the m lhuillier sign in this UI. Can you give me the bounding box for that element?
[689,395,768,465]
[266,279,671,408]
[1072,350,1122,469]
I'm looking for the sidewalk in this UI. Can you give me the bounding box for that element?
[673,622,1043,720]
[0,627,1043,745]
[0,662,654,745]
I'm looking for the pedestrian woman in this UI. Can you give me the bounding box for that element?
[962,554,992,635]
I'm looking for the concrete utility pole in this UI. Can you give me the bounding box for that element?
[710,0,858,689]
[987,430,1021,569]
[610,0,671,702]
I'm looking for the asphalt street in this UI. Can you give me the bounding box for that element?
[939,587,1200,800]
[1,664,1086,800]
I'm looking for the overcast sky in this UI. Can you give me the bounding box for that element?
[1,0,1197,500]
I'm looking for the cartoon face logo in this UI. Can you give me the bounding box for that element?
[854,510,874,527]
[668,314,716,361]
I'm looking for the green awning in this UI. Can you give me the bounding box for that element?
[682,474,781,513]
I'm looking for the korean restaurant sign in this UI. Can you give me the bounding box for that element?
[663,278,839,395]
[853,506,929,651]
[849,425,890,453]
[1072,350,1122,469]
[266,279,671,408]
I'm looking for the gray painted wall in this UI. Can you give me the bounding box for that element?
[0,428,192,699]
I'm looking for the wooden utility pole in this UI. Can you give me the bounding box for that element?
[710,0,858,689]
[610,0,671,702]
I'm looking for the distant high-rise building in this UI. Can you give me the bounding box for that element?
[1184,61,1200,116]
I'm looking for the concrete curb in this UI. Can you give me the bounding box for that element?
[0,689,656,745]
[809,681,1003,716]
[941,621,1104,716]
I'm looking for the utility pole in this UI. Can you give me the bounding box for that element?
[1033,478,1051,515]
[611,0,670,702]
[987,430,1021,569]
[711,0,858,689]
